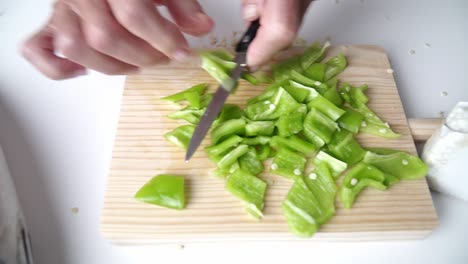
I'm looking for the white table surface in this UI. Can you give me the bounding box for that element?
[1,0,468,263]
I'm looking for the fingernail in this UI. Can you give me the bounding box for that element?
[243,4,258,21]
[173,48,191,63]
[195,12,210,23]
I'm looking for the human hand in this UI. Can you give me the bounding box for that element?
[242,0,312,68]
[20,0,214,80]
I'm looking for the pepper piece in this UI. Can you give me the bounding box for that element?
[276,106,306,137]
[355,104,401,138]
[327,129,366,165]
[270,148,307,179]
[323,84,343,106]
[313,151,348,178]
[257,144,272,161]
[341,162,385,189]
[225,169,267,219]
[337,106,365,134]
[304,162,337,211]
[167,107,205,124]
[241,136,271,145]
[161,83,207,102]
[200,52,236,89]
[307,89,345,121]
[340,178,387,209]
[304,107,338,144]
[205,135,243,157]
[241,71,273,85]
[244,87,301,120]
[217,144,249,169]
[270,135,317,156]
[300,41,330,69]
[211,119,246,145]
[164,125,195,149]
[272,56,303,82]
[301,126,326,149]
[363,150,429,180]
[134,174,185,210]
[324,53,347,81]
[304,63,326,82]
[245,121,275,137]
[239,147,264,176]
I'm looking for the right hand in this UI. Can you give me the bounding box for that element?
[20,0,214,80]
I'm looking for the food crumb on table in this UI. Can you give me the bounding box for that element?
[409,49,416,55]
[71,207,79,215]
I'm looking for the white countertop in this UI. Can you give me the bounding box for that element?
[1,0,468,263]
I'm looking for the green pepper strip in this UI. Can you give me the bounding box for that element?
[211,118,246,145]
[167,107,205,124]
[200,52,236,89]
[134,174,185,210]
[164,125,195,149]
[244,87,301,121]
[225,169,267,219]
[205,135,243,156]
[313,151,348,178]
[307,88,345,121]
[342,162,385,188]
[324,53,347,81]
[245,121,275,137]
[276,107,305,137]
[337,106,365,134]
[327,129,366,165]
[340,178,387,209]
[239,147,264,176]
[363,150,428,180]
[270,148,307,179]
[300,41,330,69]
[304,107,338,144]
[241,136,271,145]
[304,162,337,212]
[161,83,207,102]
[304,63,326,82]
[217,144,249,169]
[257,144,272,161]
[270,135,317,156]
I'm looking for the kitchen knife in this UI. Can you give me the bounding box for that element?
[185,19,260,161]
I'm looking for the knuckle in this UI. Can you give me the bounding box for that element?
[20,39,35,60]
[269,22,297,46]
[55,32,82,58]
[115,5,143,27]
[86,26,115,52]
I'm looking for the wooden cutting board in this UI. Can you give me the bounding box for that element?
[100,45,438,245]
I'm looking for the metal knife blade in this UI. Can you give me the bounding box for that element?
[185,53,246,161]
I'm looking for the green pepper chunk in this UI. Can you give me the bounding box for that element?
[270,135,317,156]
[354,104,401,138]
[276,106,306,137]
[244,87,301,120]
[313,151,348,178]
[241,136,271,145]
[217,144,249,169]
[342,162,385,189]
[211,119,246,144]
[327,129,366,165]
[272,56,303,82]
[257,144,272,161]
[304,63,326,82]
[164,125,195,149]
[134,174,185,210]
[363,150,428,180]
[245,121,275,137]
[239,147,264,176]
[304,162,337,211]
[290,70,317,87]
[324,53,347,81]
[270,148,307,179]
[323,85,343,106]
[167,107,205,124]
[300,41,330,69]
[225,169,267,219]
[205,135,243,156]
[301,126,326,149]
[339,83,369,108]
[340,178,387,209]
[307,89,345,121]
[161,83,207,102]
[216,104,243,124]
[200,52,236,90]
[241,71,273,85]
[337,107,365,134]
[183,91,201,109]
[383,172,400,187]
[304,107,338,144]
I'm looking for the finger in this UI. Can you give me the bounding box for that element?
[242,0,264,22]
[53,2,139,75]
[20,26,87,80]
[165,0,214,36]
[108,0,191,61]
[246,0,303,67]
[67,0,168,67]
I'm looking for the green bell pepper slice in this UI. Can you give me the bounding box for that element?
[307,89,346,121]
[327,129,366,165]
[205,135,243,156]
[167,107,205,124]
[270,135,317,157]
[363,150,429,180]
[339,83,369,108]
[339,178,387,209]
[215,104,243,124]
[244,87,301,121]
[245,121,275,137]
[164,125,195,149]
[270,148,307,179]
[135,174,185,210]
[225,169,267,219]
[217,144,250,169]
[241,71,273,85]
[383,172,400,187]
[257,144,272,161]
[239,147,264,176]
[272,56,303,82]
[323,85,343,106]
[200,52,236,90]
[301,126,325,149]
[283,82,310,103]
[324,53,347,81]
[313,151,348,178]
[241,136,271,145]
[161,83,207,102]
[304,107,338,144]
[276,106,306,137]
[342,162,385,189]
[291,70,318,87]
[300,41,330,69]
[304,162,337,210]
[304,63,326,82]
[355,104,401,138]
[337,106,365,134]
[211,118,246,144]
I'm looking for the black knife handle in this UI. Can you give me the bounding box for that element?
[235,19,260,53]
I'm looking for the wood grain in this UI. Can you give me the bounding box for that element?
[100,45,438,244]
[408,118,443,141]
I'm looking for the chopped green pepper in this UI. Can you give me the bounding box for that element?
[304,107,338,144]
[300,41,330,69]
[272,56,303,82]
[161,83,207,102]
[270,148,307,179]
[245,121,275,137]
[217,144,249,169]
[339,178,387,209]
[241,136,271,145]
[291,69,317,87]
[270,135,317,156]
[239,147,264,175]
[301,126,326,149]
[164,125,195,149]
[337,106,365,134]
[200,52,236,90]
[257,144,272,161]
[324,53,347,81]
[304,63,326,82]
[205,135,243,156]
[355,104,401,138]
[225,169,267,219]
[211,119,246,144]
[327,129,366,165]
[363,150,428,180]
[167,106,205,124]
[304,162,337,210]
[323,84,343,106]
[244,87,301,121]
[134,174,185,210]
[276,107,306,137]
[313,151,348,178]
[307,89,346,121]
[341,162,385,188]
